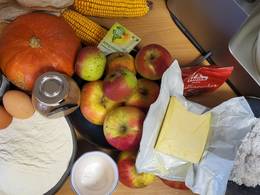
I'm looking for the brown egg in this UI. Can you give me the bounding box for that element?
[0,105,12,129]
[3,90,35,119]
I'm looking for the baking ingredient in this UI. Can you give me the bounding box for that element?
[230,120,260,187]
[182,65,234,97]
[71,151,118,195]
[160,178,188,190]
[73,0,150,18]
[104,106,145,151]
[118,151,155,188]
[104,68,137,102]
[106,52,136,74]
[155,96,211,163]
[62,9,107,45]
[3,90,35,119]
[32,71,80,119]
[0,105,12,129]
[98,23,141,55]
[135,44,172,80]
[0,112,73,195]
[80,81,120,125]
[17,0,73,9]
[0,13,80,91]
[126,79,160,110]
[75,47,106,81]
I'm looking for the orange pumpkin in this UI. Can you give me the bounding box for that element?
[0,13,80,91]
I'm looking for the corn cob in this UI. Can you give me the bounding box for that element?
[73,0,151,18]
[61,9,107,45]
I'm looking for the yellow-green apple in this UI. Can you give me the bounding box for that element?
[80,81,120,125]
[126,79,160,110]
[135,44,172,80]
[118,151,156,188]
[103,106,145,151]
[75,46,106,81]
[160,178,189,190]
[106,52,136,74]
[103,68,137,102]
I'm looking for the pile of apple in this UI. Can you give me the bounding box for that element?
[75,44,188,189]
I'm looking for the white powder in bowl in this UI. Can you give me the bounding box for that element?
[230,119,260,187]
[71,152,118,195]
[0,112,73,195]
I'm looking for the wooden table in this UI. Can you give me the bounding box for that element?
[56,0,236,195]
[0,0,236,194]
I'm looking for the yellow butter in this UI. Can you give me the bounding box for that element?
[155,97,211,163]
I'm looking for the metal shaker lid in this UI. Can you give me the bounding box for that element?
[0,73,10,101]
[33,72,69,105]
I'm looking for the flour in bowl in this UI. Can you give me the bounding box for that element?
[0,112,73,195]
[230,119,260,187]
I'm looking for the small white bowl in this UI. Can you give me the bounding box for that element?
[71,151,119,195]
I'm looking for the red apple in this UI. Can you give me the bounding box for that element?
[104,68,137,102]
[118,151,156,188]
[126,79,160,110]
[106,52,136,74]
[160,178,189,190]
[103,106,145,151]
[80,81,120,125]
[135,44,172,80]
[75,46,106,81]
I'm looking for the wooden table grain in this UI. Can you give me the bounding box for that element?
[56,0,236,194]
[0,0,236,194]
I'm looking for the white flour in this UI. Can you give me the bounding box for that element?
[230,119,260,187]
[0,112,73,195]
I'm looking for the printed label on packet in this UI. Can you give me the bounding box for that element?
[98,23,141,55]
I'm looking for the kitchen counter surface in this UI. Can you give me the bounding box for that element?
[57,0,236,195]
[0,0,236,194]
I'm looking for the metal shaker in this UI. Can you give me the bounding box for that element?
[0,73,10,102]
[32,72,80,118]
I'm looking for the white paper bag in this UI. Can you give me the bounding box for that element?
[16,0,73,9]
[0,0,73,22]
[0,0,31,22]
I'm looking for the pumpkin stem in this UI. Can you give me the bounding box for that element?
[29,36,41,48]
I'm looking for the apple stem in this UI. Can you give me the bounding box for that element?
[119,125,128,134]
[100,96,107,108]
[150,54,156,61]
[139,88,148,96]
[147,1,153,10]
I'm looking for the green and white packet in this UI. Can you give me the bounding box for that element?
[98,23,141,55]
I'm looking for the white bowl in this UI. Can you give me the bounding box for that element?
[71,151,119,195]
[229,4,260,86]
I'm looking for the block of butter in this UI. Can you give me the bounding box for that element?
[98,23,141,55]
[155,97,211,163]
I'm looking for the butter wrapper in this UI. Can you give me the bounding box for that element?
[136,60,257,195]
[98,23,141,55]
